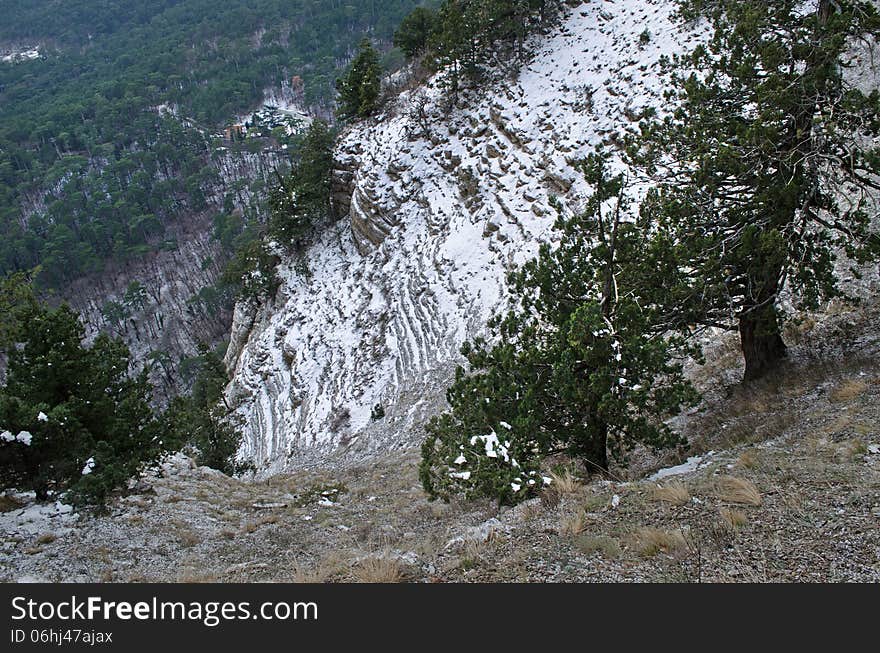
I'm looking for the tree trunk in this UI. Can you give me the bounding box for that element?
[577,415,609,474]
[738,301,787,382]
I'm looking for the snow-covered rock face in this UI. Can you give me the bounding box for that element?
[0,46,41,64]
[227,0,706,471]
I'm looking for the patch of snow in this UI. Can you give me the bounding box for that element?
[1,47,41,64]
[648,452,715,482]
[0,498,77,538]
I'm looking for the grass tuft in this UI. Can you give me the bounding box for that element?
[830,379,868,403]
[719,507,749,531]
[633,527,687,557]
[651,481,690,506]
[717,477,762,506]
[558,511,588,536]
[354,555,405,584]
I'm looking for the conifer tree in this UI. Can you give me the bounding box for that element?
[426,0,561,105]
[421,156,699,505]
[267,119,335,250]
[336,39,383,120]
[394,7,438,59]
[163,345,244,476]
[635,0,880,380]
[0,272,38,355]
[0,303,163,505]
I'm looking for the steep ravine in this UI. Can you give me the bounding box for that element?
[62,143,288,402]
[226,0,708,470]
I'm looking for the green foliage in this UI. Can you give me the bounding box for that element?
[394,7,439,58]
[634,0,880,380]
[421,156,699,505]
[215,118,335,301]
[0,303,165,506]
[425,0,562,103]
[0,0,423,290]
[336,39,384,119]
[267,119,336,247]
[219,239,281,301]
[162,345,245,476]
[0,272,39,352]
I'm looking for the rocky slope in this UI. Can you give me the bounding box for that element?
[227,0,715,470]
[4,310,879,582]
[60,142,287,402]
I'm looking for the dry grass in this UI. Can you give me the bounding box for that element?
[458,539,486,571]
[0,495,25,513]
[839,439,868,461]
[241,513,279,534]
[518,501,544,523]
[580,492,609,513]
[177,530,201,548]
[36,533,57,545]
[719,507,749,531]
[290,564,330,584]
[830,379,868,403]
[558,511,588,536]
[651,481,691,506]
[549,470,583,495]
[176,570,220,583]
[290,550,351,583]
[737,449,760,469]
[632,527,688,557]
[717,477,762,506]
[542,469,583,507]
[354,556,405,583]
[573,534,621,559]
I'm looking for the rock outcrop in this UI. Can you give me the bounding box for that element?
[227,0,704,470]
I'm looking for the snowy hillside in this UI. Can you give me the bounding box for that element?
[226,0,709,470]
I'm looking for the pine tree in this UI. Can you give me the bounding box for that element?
[0,272,38,354]
[394,7,438,59]
[420,155,699,505]
[267,119,335,250]
[336,39,383,120]
[426,0,562,106]
[0,303,163,505]
[635,0,880,381]
[162,345,244,476]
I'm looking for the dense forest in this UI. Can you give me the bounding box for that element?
[0,0,423,289]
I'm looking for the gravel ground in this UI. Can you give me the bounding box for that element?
[2,299,879,583]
